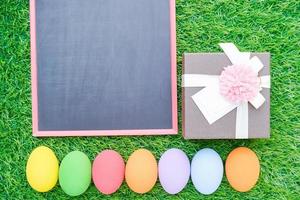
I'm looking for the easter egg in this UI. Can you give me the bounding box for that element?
[158,148,190,194]
[59,151,91,196]
[191,148,224,195]
[125,149,157,194]
[92,150,125,194]
[26,146,59,192]
[225,147,260,192]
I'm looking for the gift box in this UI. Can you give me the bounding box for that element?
[182,43,270,139]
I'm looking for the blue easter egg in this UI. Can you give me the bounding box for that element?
[191,148,223,195]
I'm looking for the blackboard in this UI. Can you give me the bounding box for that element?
[30,0,177,136]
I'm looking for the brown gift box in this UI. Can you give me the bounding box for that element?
[182,53,270,139]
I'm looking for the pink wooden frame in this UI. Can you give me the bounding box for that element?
[30,0,177,137]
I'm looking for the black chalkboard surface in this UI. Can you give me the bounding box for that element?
[30,0,177,136]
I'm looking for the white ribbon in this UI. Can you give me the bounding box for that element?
[182,43,270,138]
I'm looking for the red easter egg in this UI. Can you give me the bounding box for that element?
[92,150,125,194]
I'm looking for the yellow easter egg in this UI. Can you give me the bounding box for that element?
[125,149,157,194]
[26,146,59,192]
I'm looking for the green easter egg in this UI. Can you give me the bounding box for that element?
[59,151,91,196]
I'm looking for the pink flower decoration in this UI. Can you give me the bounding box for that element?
[219,64,260,103]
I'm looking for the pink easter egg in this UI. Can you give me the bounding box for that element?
[92,150,125,194]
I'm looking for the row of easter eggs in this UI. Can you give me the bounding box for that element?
[26,146,260,196]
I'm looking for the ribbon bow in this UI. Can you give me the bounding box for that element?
[182,43,270,138]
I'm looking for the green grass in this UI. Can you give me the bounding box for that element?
[0,0,299,199]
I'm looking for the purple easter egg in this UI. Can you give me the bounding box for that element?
[158,148,190,194]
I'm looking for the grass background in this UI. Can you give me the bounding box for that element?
[0,0,299,199]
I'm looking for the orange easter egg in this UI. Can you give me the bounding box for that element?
[225,147,260,192]
[125,149,157,194]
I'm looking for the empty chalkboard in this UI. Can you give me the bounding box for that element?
[30,0,177,136]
